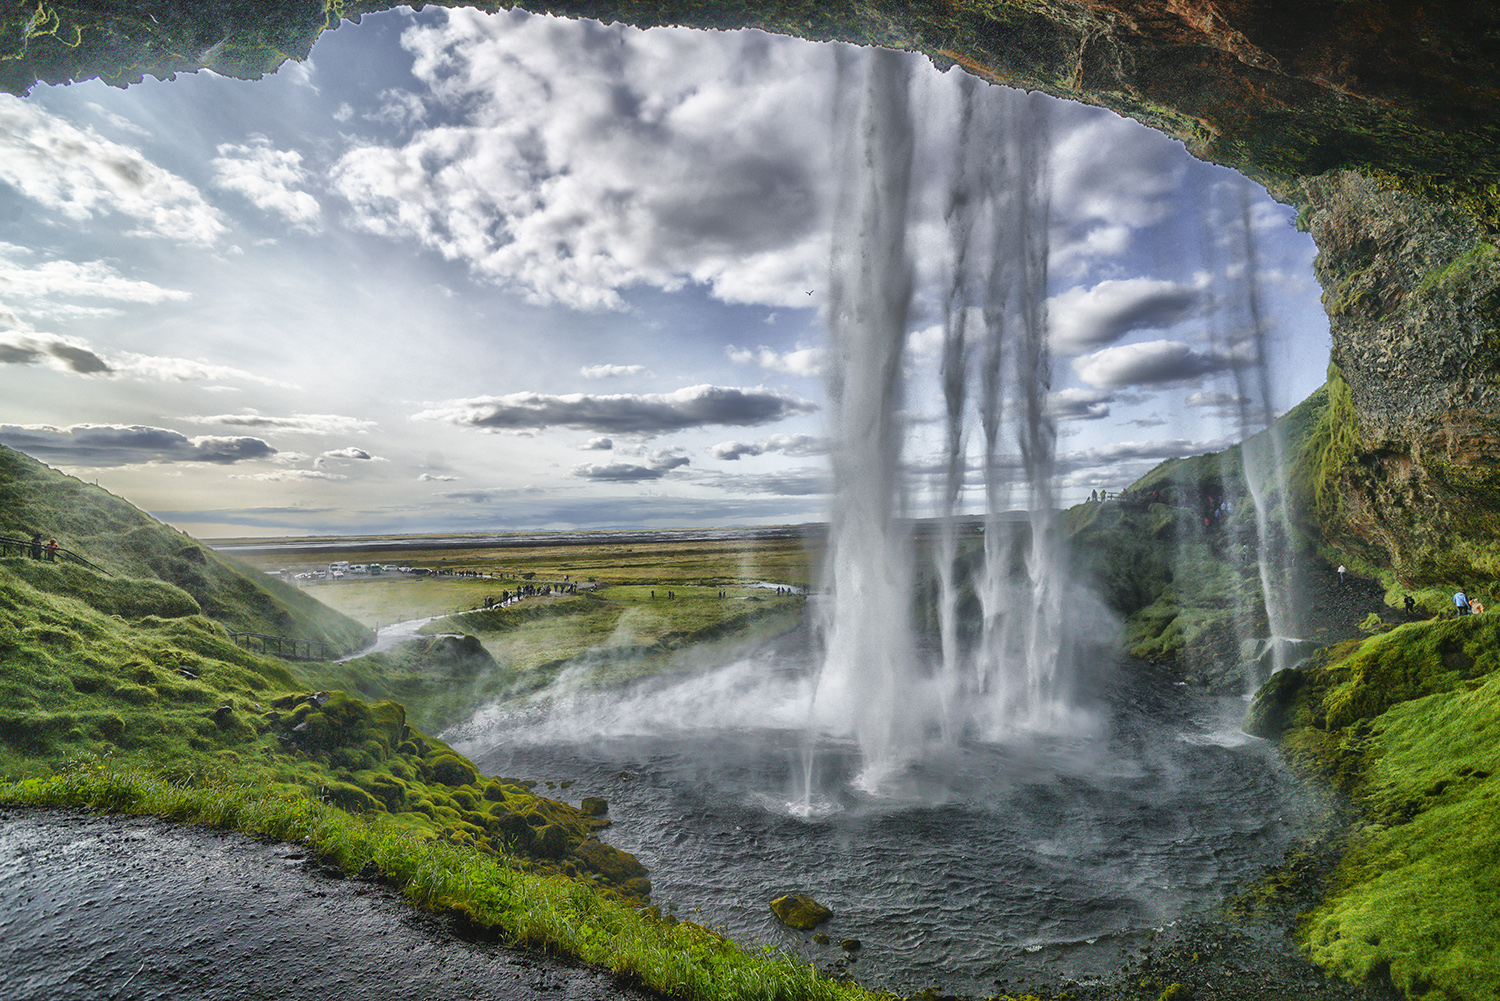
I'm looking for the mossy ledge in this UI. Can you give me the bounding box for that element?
[1244,613,1500,1000]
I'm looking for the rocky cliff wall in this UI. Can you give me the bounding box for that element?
[1297,171,1500,582]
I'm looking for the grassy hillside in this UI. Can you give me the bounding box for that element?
[0,459,882,1001]
[1243,613,1500,1000]
[0,444,370,653]
[1062,387,1326,687]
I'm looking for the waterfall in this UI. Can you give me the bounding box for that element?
[811,47,922,783]
[1230,179,1303,688]
[814,50,1098,786]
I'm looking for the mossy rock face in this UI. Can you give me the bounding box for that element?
[533,823,571,859]
[321,780,381,814]
[1321,617,1500,728]
[1244,666,1308,739]
[575,839,647,883]
[427,754,478,787]
[579,796,608,816]
[769,893,833,930]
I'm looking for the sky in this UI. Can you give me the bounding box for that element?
[0,8,1329,539]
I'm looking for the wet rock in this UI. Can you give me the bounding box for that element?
[840,938,861,952]
[769,893,832,930]
[213,704,233,727]
[574,840,646,884]
[1243,666,1306,738]
[534,824,570,859]
[1160,984,1192,1001]
[813,933,830,945]
[579,797,608,816]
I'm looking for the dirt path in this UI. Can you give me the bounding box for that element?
[1,807,649,1001]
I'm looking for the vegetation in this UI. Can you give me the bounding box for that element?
[0,445,369,652]
[1,763,884,1001]
[0,444,876,1001]
[420,585,806,702]
[1243,613,1500,1001]
[1063,392,1325,686]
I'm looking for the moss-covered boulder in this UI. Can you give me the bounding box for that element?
[770,893,833,930]
[1243,666,1308,739]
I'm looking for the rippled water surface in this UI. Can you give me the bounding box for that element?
[456,629,1311,996]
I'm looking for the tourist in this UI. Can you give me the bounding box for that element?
[44,538,58,562]
[1454,590,1471,616]
[1404,593,1417,618]
[1473,598,1486,615]
[29,533,42,560]
[1337,564,1346,586]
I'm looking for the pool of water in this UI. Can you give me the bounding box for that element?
[453,630,1311,996]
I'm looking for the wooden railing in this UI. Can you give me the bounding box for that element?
[0,536,113,576]
[227,632,335,662]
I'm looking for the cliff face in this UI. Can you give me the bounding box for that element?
[5,0,1499,580]
[1299,172,1500,582]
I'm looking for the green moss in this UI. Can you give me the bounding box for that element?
[0,444,369,652]
[1300,670,1500,1000]
[1320,616,1500,729]
[1416,240,1499,296]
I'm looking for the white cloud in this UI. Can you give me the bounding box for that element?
[111,352,282,385]
[1071,339,1233,390]
[319,446,386,462]
[573,448,690,481]
[418,472,459,482]
[414,384,816,434]
[212,137,322,230]
[1051,108,1188,231]
[727,343,826,378]
[0,423,275,467]
[329,11,835,311]
[189,411,376,434]
[1047,388,1113,421]
[0,328,275,384]
[710,432,827,460]
[581,436,614,450]
[580,363,645,379]
[0,254,191,304]
[0,95,224,245]
[1049,277,1204,354]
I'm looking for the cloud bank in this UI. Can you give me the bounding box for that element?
[414,384,815,434]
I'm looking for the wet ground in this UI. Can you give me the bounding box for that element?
[0,807,648,1001]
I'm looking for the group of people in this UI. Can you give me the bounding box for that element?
[1454,591,1486,616]
[482,580,582,609]
[26,533,59,562]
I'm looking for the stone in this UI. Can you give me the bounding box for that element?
[579,797,608,816]
[769,893,832,930]
[840,938,861,952]
[1243,666,1307,738]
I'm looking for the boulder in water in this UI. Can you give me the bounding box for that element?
[769,893,832,930]
[1244,665,1307,738]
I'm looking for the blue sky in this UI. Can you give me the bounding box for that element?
[0,9,1328,538]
